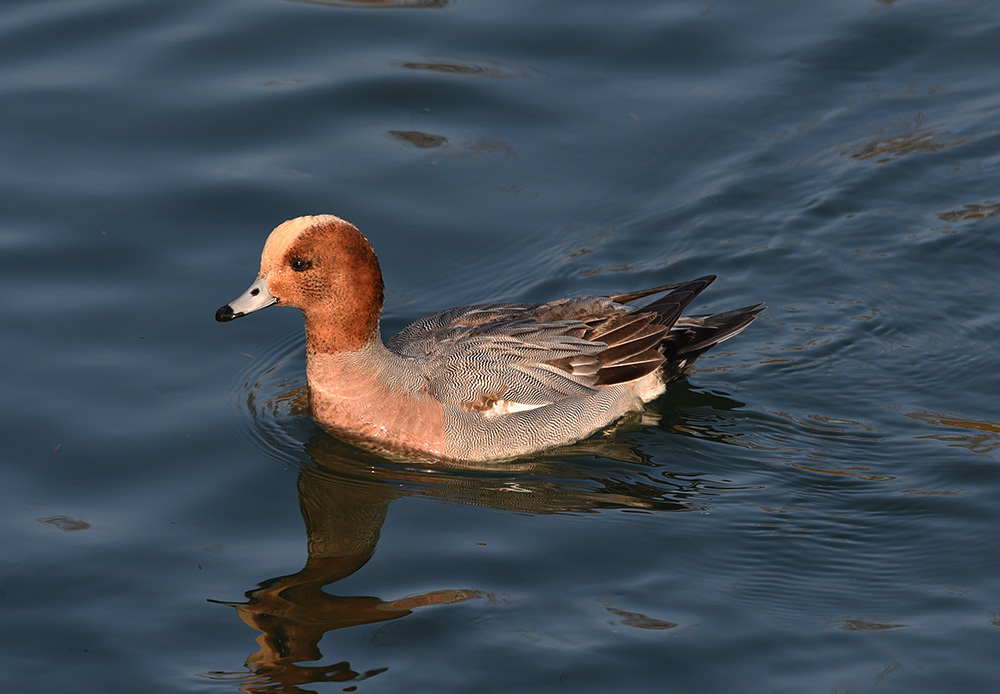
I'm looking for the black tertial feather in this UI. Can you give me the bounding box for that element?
[549,276,762,388]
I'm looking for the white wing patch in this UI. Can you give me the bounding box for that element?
[482,399,548,419]
[461,393,550,419]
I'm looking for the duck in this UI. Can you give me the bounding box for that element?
[216,215,763,462]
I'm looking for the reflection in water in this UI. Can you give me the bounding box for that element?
[387,130,517,158]
[205,451,488,691]
[36,515,90,532]
[937,201,1000,223]
[301,431,718,514]
[386,130,449,149]
[391,58,544,79]
[208,361,759,691]
[595,598,678,630]
[827,618,907,631]
[785,463,894,482]
[906,409,1000,455]
[841,125,976,162]
[206,432,747,690]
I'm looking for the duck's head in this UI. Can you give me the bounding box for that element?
[216,215,385,352]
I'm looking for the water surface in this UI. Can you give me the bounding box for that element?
[2,0,999,692]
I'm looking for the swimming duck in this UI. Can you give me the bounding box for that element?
[216,215,762,462]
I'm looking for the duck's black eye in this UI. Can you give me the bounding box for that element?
[290,258,312,272]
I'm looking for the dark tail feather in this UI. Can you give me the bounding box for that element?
[600,277,762,386]
[640,275,717,328]
[660,303,765,380]
[678,305,765,355]
[609,277,715,305]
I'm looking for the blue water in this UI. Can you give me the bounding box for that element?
[3,0,1000,692]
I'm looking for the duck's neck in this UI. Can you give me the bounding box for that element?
[303,308,380,354]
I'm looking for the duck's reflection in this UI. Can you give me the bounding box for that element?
[211,459,455,690]
[209,386,750,692]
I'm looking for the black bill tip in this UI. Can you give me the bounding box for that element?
[215,304,236,322]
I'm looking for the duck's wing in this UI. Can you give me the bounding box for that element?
[387,278,721,413]
[389,299,616,408]
[386,301,539,353]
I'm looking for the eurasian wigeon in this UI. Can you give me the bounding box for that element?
[216,215,762,462]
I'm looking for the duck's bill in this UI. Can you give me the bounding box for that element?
[215,277,277,322]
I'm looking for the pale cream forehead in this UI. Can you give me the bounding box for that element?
[259,214,350,272]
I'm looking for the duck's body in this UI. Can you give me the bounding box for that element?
[216,215,762,462]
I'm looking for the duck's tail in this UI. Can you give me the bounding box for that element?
[614,276,764,382]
